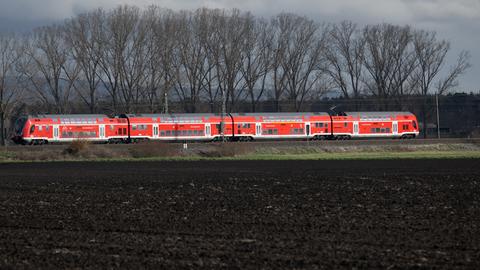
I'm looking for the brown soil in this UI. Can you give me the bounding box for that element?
[0,159,479,269]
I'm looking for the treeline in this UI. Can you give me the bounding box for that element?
[0,5,473,144]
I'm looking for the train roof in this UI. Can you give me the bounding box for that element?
[233,112,329,117]
[123,112,329,118]
[344,111,415,118]
[123,113,215,118]
[29,114,109,119]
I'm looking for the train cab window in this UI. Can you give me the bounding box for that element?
[30,125,35,134]
[412,121,417,129]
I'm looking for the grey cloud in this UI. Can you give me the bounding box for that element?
[0,0,477,91]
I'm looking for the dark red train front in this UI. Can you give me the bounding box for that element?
[11,116,29,144]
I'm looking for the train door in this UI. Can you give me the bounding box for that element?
[353,121,359,136]
[305,123,310,136]
[205,124,211,137]
[53,125,59,141]
[392,121,398,136]
[99,124,105,140]
[153,124,159,138]
[256,123,262,136]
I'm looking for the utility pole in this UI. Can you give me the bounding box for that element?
[164,91,169,114]
[436,93,440,139]
[220,87,226,142]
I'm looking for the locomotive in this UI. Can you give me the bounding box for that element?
[11,111,419,145]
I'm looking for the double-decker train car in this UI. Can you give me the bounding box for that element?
[11,114,128,145]
[11,111,419,144]
[331,112,419,139]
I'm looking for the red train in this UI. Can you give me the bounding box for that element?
[11,111,419,145]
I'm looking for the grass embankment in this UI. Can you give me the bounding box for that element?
[1,140,480,162]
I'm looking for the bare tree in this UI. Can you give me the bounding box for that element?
[146,7,178,113]
[326,21,365,109]
[118,7,148,113]
[269,14,292,111]
[97,6,134,113]
[0,34,23,145]
[173,9,211,113]
[362,24,413,110]
[436,50,471,94]
[241,17,272,112]
[21,25,79,113]
[413,30,470,137]
[64,9,104,113]
[272,14,327,111]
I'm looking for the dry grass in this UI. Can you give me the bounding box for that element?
[63,140,91,155]
[128,141,183,158]
[196,143,254,157]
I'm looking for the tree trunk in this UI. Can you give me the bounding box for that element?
[0,111,5,146]
[422,96,428,138]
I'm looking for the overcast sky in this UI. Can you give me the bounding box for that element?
[0,0,478,92]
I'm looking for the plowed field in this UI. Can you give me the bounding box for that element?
[0,159,479,269]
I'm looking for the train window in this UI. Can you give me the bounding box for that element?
[46,126,50,131]
[110,125,114,130]
[376,128,381,133]
[320,123,324,128]
[123,128,127,135]
[166,130,171,136]
[344,122,348,128]
[371,128,375,133]
[132,125,137,130]
[273,129,278,135]
[38,125,43,131]
[381,128,385,133]
[193,130,197,135]
[386,128,391,133]
[30,125,35,134]
[188,130,193,135]
[160,131,165,136]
